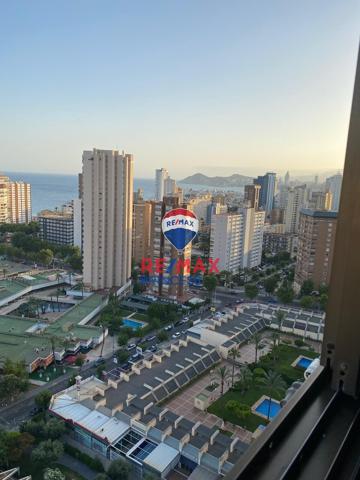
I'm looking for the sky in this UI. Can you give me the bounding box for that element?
[0,1,359,179]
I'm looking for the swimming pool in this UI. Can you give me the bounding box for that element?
[255,398,281,419]
[122,318,145,330]
[296,356,313,369]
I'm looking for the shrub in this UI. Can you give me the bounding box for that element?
[64,443,104,472]
[294,339,306,347]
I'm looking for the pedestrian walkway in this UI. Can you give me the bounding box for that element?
[58,453,98,480]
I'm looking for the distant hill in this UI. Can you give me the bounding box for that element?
[179,173,253,187]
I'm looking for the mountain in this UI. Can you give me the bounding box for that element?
[179,173,253,187]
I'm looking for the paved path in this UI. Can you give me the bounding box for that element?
[58,453,98,480]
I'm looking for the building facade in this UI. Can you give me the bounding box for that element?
[82,149,133,290]
[294,209,337,292]
[7,181,32,223]
[210,208,265,273]
[150,196,192,300]
[325,173,343,211]
[133,201,152,265]
[254,172,276,214]
[38,208,74,245]
[0,175,8,223]
[283,184,306,234]
[244,184,261,210]
[155,168,169,201]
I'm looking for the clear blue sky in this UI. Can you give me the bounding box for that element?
[0,0,359,179]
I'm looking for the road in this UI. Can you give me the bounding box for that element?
[0,286,272,429]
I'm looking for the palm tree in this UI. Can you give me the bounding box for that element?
[252,332,262,363]
[271,331,280,361]
[236,365,253,394]
[214,366,231,395]
[2,268,8,279]
[256,369,286,420]
[275,310,285,334]
[228,347,241,387]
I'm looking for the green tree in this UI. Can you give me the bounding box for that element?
[319,293,328,311]
[252,331,262,363]
[107,458,131,480]
[245,283,258,300]
[31,439,64,466]
[255,369,287,420]
[116,350,129,364]
[94,475,109,480]
[157,330,169,342]
[264,276,277,295]
[234,366,253,394]
[300,279,315,296]
[203,274,217,301]
[228,347,241,387]
[214,366,231,396]
[44,418,66,439]
[35,390,53,411]
[300,295,315,309]
[0,374,29,402]
[38,248,54,266]
[277,281,294,304]
[117,333,129,347]
[43,467,66,480]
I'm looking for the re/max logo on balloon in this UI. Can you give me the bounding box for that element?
[140,257,220,275]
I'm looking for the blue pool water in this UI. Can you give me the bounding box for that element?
[255,399,281,419]
[297,357,312,369]
[123,318,144,330]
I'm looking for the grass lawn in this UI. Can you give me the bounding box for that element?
[208,344,319,432]
[30,365,71,382]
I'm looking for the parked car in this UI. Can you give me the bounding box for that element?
[164,325,172,331]
[172,332,181,339]
[95,357,105,366]
[145,335,156,342]
[127,343,136,351]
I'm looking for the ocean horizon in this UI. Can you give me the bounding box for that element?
[4,171,244,216]
[5,171,156,215]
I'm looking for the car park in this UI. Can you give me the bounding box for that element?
[172,332,181,339]
[127,343,136,350]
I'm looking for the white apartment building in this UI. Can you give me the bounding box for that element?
[325,173,343,211]
[7,181,32,223]
[155,168,169,201]
[210,208,265,273]
[0,176,8,223]
[82,149,133,290]
[284,185,306,234]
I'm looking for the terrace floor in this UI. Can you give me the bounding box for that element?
[165,360,252,444]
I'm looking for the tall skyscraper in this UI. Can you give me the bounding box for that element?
[155,168,169,201]
[284,171,290,186]
[284,184,306,233]
[150,195,192,300]
[308,191,333,211]
[0,175,9,223]
[254,172,276,214]
[244,184,261,210]
[132,200,152,265]
[82,149,133,290]
[7,181,32,224]
[325,173,343,211]
[294,209,337,292]
[210,207,265,272]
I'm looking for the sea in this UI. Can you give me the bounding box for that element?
[6,172,155,216]
[5,171,244,216]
